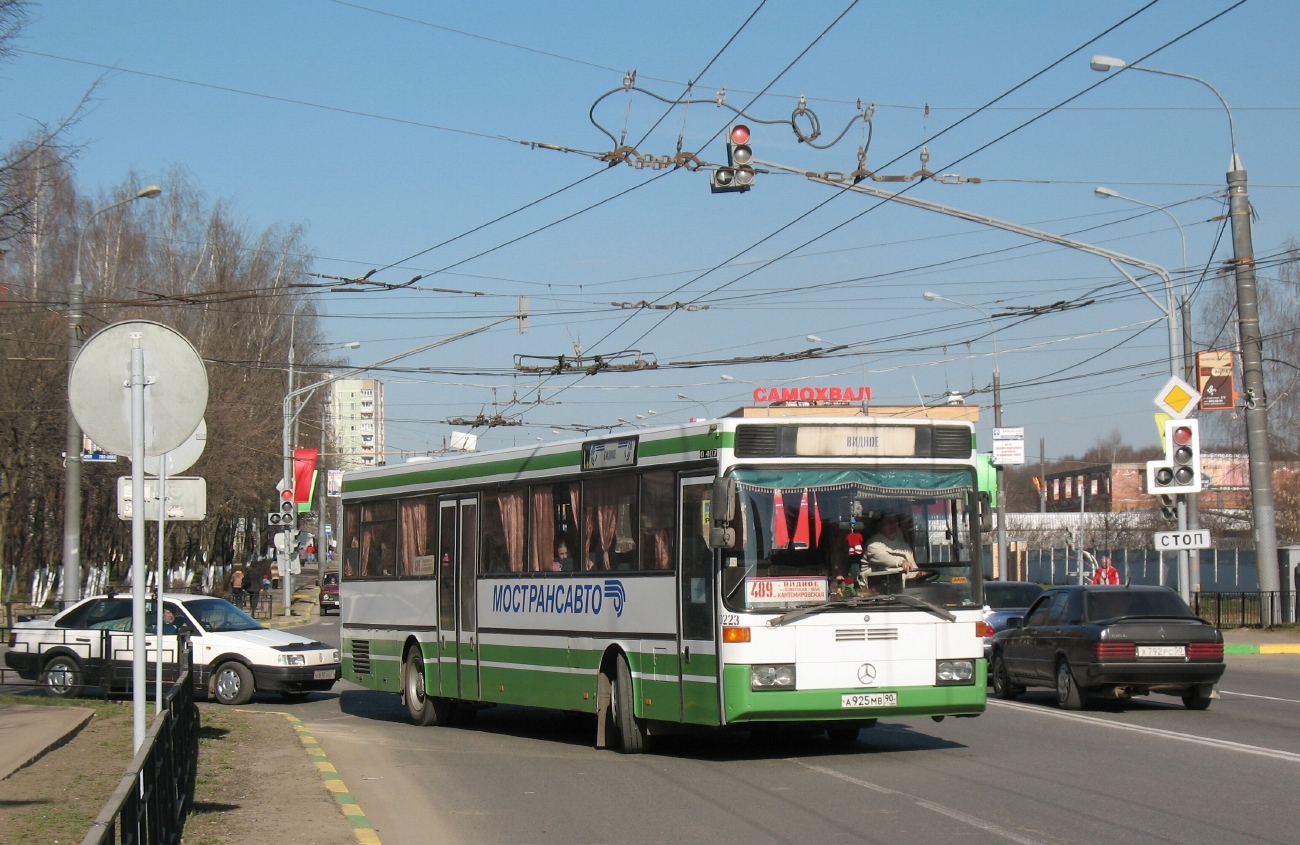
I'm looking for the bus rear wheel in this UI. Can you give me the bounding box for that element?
[404,650,450,726]
[611,653,649,754]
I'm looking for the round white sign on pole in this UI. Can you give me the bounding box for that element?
[69,320,208,457]
[144,418,207,476]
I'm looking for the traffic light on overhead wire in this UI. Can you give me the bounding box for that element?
[711,124,754,193]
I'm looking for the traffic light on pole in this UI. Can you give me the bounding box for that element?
[1146,418,1201,495]
[710,124,754,193]
[280,488,297,529]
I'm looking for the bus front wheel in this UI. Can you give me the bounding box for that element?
[611,653,649,754]
[404,650,450,726]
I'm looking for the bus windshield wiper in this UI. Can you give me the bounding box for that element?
[768,592,957,627]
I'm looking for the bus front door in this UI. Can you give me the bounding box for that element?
[437,496,480,702]
[678,476,717,724]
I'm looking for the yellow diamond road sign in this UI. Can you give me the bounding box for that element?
[1154,375,1201,419]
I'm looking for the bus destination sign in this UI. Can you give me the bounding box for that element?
[582,436,638,471]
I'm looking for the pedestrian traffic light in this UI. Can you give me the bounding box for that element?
[1146,418,1201,495]
[710,124,754,193]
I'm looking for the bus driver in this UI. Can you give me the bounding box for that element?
[864,514,917,573]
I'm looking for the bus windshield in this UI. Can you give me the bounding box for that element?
[719,466,978,613]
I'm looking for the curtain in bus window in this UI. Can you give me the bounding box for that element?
[640,470,676,570]
[499,489,526,573]
[343,505,361,577]
[584,476,635,571]
[530,486,555,572]
[400,498,435,576]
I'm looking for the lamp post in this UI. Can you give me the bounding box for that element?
[676,393,710,421]
[1090,57,1280,611]
[923,292,1007,581]
[281,319,518,616]
[62,186,162,607]
[1095,186,1203,591]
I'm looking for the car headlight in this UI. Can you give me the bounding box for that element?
[332,650,340,663]
[279,653,307,666]
[751,664,796,690]
[936,659,975,685]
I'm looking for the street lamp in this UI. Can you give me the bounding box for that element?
[281,319,517,616]
[1091,56,1280,609]
[62,185,162,606]
[676,393,710,420]
[923,292,1007,581]
[1094,186,1193,378]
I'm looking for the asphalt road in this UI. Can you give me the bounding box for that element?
[255,618,1300,845]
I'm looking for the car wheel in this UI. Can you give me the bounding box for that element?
[1182,688,1213,711]
[1055,659,1084,710]
[991,652,1023,701]
[213,661,255,705]
[41,654,85,699]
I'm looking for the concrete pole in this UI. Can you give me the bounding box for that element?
[1228,166,1280,612]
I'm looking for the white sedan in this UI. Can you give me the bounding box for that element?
[4,592,340,705]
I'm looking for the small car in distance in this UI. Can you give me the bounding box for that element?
[981,581,1045,660]
[5,592,340,705]
[319,571,340,615]
[989,584,1224,710]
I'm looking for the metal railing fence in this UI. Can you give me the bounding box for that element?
[80,640,199,845]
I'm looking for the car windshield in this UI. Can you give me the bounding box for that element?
[719,466,979,612]
[984,583,1044,609]
[185,598,263,632]
[323,572,339,587]
[1086,590,1196,622]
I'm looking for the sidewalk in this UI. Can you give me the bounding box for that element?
[1222,626,1300,654]
[0,703,94,780]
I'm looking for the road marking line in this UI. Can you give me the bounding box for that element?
[1219,690,1300,704]
[792,760,1048,845]
[987,700,1300,762]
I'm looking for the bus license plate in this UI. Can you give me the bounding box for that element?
[314,669,336,680]
[841,692,897,708]
[1137,645,1185,658]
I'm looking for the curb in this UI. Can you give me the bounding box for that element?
[280,712,381,845]
[1226,643,1300,655]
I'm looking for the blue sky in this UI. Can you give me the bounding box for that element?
[6,0,1297,462]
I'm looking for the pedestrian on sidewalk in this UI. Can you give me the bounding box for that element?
[246,561,263,617]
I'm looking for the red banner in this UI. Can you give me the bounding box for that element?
[293,448,318,505]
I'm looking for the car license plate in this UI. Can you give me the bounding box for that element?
[1137,645,1185,657]
[314,669,335,680]
[841,692,897,708]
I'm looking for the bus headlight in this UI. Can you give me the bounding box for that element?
[751,664,796,690]
[279,654,307,666]
[936,659,975,685]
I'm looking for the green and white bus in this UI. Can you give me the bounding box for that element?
[339,411,988,752]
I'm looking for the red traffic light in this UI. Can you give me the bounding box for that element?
[730,124,750,145]
[1172,425,1193,446]
[281,488,294,502]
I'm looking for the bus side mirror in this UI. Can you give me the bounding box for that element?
[977,491,993,533]
[709,476,739,550]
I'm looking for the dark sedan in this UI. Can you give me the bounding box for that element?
[989,584,1225,710]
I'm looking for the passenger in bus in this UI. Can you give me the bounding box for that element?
[553,541,575,572]
[864,514,917,572]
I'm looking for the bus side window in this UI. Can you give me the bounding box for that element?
[640,470,676,570]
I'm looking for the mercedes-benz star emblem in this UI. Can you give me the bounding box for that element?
[857,663,877,685]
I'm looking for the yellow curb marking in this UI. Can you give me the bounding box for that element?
[278,712,381,845]
[1260,644,1300,654]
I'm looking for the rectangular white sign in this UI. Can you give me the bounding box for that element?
[795,426,916,457]
[117,477,208,521]
[1154,529,1211,551]
[991,427,1025,466]
[745,576,828,607]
